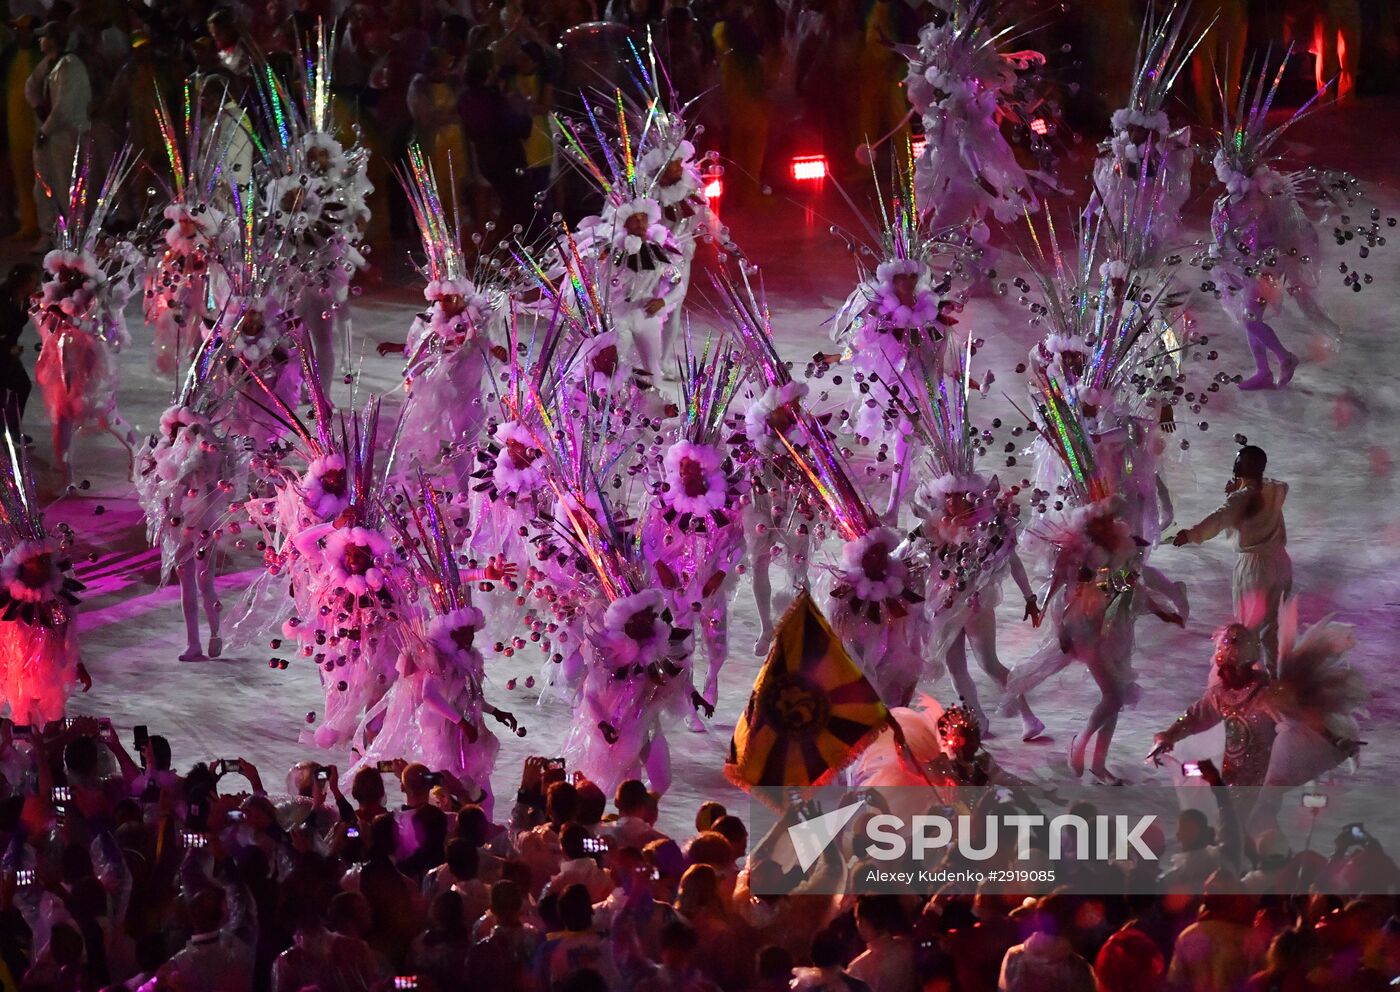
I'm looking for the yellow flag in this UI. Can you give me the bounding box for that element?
[726,591,891,790]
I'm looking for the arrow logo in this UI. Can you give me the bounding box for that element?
[787,800,866,872]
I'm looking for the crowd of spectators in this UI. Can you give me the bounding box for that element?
[3,715,1400,992]
[2,1,1399,250]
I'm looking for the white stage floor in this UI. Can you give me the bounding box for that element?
[21,100,1400,829]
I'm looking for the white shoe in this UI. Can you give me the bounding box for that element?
[1238,369,1275,391]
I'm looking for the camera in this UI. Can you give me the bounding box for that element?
[1302,793,1328,810]
[315,766,330,783]
[1181,762,1203,778]
[422,771,443,788]
[375,760,398,774]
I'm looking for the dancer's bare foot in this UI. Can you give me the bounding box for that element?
[1021,716,1046,742]
[208,636,223,658]
[753,629,773,657]
[1276,352,1299,388]
[1088,765,1125,786]
[1238,369,1275,391]
[1068,734,1085,778]
[179,647,206,662]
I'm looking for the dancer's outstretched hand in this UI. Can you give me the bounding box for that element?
[76,664,92,692]
[1023,597,1042,627]
[484,558,518,582]
[691,691,714,719]
[1171,531,1190,547]
[1145,736,1173,765]
[492,708,519,734]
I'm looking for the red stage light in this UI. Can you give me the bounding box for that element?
[791,155,828,181]
[703,178,722,199]
[910,135,928,159]
[1030,118,1050,136]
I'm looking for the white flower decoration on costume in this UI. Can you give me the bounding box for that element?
[424,277,491,344]
[301,453,350,520]
[491,420,545,495]
[600,196,675,256]
[1108,107,1171,165]
[1098,259,1130,286]
[872,258,941,330]
[299,131,350,181]
[744,381,809,454]
[162,203,223,253]
[577,331,623,391]
[41,249,102,318]
[427,605,486,662]
[225,301,283,364]
[323,525,392,596]
[661,440,728,516]
[839,527,908,603]
[1,539,65,604]
[639,139,701,208]
[153,405,217,483]
[599,588,670,669]
[915,472,991,544]
[1213,149,1256,198]
[1063,497,1136,571]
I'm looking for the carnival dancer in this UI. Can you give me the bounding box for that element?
[32,146,141,484]
[1088,2,1210,265]
[133,335,240,661]
[721,269,927,707]
[0,433,89,725]
[379,145,509,482]
[644,339,747,728]
[630,40,718,373]
[1147,614,1364,787]
[901,0,1054,271]
[554,89,686,378]
[143,77,234,378]
[361,475,520,816]
[1007,375,1185,783]
[529,404,699,794]
[906,341,1043,740]
[1172,444,1291,673]
[209,182,304,449]
[256,24,372,389]
[830,166,963,520]
[718,272,817,657]
[235,345,406,751]
[1204,52,1382,390]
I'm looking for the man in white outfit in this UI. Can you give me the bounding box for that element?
[25,22,90,239]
